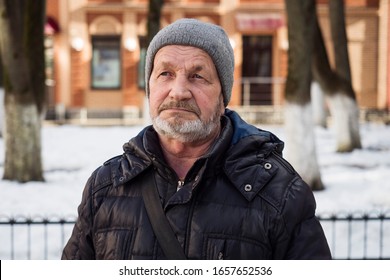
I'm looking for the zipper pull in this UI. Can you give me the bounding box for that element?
[177,180,184,191]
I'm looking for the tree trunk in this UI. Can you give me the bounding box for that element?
[147,0,164,45]
[328,0,361,152]
[284,0,324,190]
[311,81,328,128]
[329,0,351,83]
[3,94,43,182]
[0,0,45,182]
[312,0,362,152]
[26,0,46,114]
[143,0,163,124]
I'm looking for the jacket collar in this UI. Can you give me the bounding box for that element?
[117,109,283,201]
[112,128,153,187]
[223,109,283,201]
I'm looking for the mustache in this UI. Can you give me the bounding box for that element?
[158,101,201,116]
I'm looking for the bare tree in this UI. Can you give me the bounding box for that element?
[147,0,164,46]
[284,0,362,189]
[284,0,324,190]
[312,0,361,152]
[327,0,362,152]
[311,81,328,128]
[142,0,163,123]
[0,0,46,182]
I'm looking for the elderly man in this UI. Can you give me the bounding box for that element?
[62,18,331,260]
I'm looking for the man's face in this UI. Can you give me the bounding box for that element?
[149,45,224,143]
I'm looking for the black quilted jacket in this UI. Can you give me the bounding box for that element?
[62,109,331,260]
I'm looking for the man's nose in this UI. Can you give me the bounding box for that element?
[169,75,192,99]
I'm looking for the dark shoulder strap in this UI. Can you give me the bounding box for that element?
[141,173,187,260]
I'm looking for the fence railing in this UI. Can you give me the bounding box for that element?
[317,211,390,260]
[1,212,389,260]
[239,77,286,106]
[0,215,75,260]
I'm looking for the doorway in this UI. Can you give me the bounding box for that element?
[241,35,273,105]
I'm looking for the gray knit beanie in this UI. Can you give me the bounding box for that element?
[145,18,234,106]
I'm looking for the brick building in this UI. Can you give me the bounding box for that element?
[45,0,390,121]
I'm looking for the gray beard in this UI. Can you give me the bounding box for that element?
[152,113,220,143]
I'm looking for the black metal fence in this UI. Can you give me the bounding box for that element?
[1,212,389,260]
[0,215,75,260]
[317,211,390,260]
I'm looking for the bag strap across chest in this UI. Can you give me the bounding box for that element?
[140,172,187,260]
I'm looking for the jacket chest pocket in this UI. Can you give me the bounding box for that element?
[94,228,134,259]
[204,235,272,260]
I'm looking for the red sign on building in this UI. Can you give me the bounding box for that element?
[236,13,285,31]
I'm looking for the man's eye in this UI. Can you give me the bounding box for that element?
[160,71,171,77]
[192,73,203,79]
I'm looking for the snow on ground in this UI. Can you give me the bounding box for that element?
[0,120,389,259]
[0,125,137,217]
[2,121,388,216]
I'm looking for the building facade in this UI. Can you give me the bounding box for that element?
[45,0,390,121]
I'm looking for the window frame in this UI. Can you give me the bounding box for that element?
[90,35,122,90]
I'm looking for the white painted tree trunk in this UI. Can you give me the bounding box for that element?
[311,81,328,128]
[3,95,44,182]
[327,94,362,152]
[284,101,324,190]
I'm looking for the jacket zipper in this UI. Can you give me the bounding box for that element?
[177,180,184,191]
